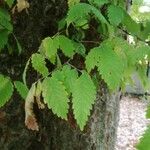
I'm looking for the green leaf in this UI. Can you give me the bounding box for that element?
[122,13,140,35]
[97,44,124,90]
[52,69,65,82]
[5,0,15,7]
[68,0,80,8]
[135,45,150,61]
[58,17,66,31]
[72,72,96,130]
[0,8,13,31]
[0,29,9,50]
[39,35,76,61]
[75,18,89,29]
[140,21,150,40]
[62,65,78,93]
[31,53,49,77]
[0,8,11,21]
[0,75,14,107]
[52,65,78,94]
[73,42,86,56]
[39,37,59,64]
[108,5,125,26]
[56,54,62,68]
[91,4,108,24]
[107,38,135,85]
[86,42,124,90]
[133,0,143,5]
[56,35,75,58]
[66,3,90,26]
[85,47,101,72]
[88,0,109,7]
[109,37,135,71]
[42,77,69,119]
[66,3,108,26]
[14,81,29,99]
[136,126,150,150]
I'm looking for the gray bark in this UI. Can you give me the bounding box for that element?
[40,86,120,150]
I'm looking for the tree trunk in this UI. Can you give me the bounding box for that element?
[43,87,120,150]
[0,1,121,149]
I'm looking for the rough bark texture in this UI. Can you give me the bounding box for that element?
[0,0,120,149]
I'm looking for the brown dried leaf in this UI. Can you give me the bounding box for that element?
[25,115,39,131]
[35,81,45,109]
[12,0,29,13]
[36,95,45,109]
[17,0,29,12]
[25,83,39,131]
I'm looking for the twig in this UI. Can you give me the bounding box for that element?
[66,62,82,73]
[118,27,150,45]
[81,40,100,44]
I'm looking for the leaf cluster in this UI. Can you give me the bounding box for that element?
[0,0,150,131]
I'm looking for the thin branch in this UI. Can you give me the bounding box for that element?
[118,27,150,45]
[66,62,82,73]
[81,40,100,44]
[52,30,66,38]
